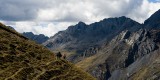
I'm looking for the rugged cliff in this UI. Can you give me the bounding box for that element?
[77,29,160,80]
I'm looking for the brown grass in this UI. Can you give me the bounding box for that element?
[0,23,95,80]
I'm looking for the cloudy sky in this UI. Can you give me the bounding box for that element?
[0,0,160,37]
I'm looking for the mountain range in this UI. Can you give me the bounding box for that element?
[2,9,160,80]
[43,16,142,62]
[23,32,49,44]
[42,9,160,80]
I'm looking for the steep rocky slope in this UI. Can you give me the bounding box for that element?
[0,23,95,80]
[43,16,142,62]
[76,29,160,80]
[23,32,49,44]
[76,9,160,80]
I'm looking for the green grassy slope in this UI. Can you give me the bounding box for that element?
[0,23,95,80]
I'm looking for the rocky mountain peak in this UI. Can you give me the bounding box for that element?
[101,16,135,24]
[144,9,160,29]
[77,21,86,26]
[74,21,87,31]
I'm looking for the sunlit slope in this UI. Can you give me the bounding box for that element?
[0,23,95,80]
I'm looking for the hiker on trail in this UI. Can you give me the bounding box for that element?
[56,52,62,59]
[63,54,66,59]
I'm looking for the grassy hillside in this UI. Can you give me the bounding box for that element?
[0,23,95,80]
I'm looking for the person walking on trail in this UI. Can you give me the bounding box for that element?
[56,52,62,60]
[63,54,66,59]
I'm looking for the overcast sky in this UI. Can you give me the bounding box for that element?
[0,0,160,37]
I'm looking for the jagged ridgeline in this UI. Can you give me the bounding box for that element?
[0,23,95,80]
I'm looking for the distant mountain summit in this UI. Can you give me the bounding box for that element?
[23,32,49,44]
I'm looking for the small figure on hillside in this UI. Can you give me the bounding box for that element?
[63,54,66,59]
[56,52,62,59]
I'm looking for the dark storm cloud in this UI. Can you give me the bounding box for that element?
[0,0,146,22]
[0,0,75,21]
[0,0,39,21]
[0,0,159,23]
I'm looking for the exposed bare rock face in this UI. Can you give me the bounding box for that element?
[108,29,160,80]
[76,29,160,80]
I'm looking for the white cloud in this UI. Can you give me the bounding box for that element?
[149,1,160,15]
[126,0,150,23]
[126,0,160,23]
[1,0,160,37]
[12,21,75,37]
